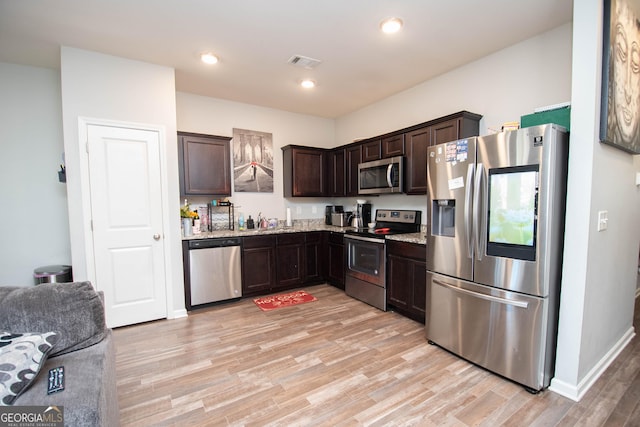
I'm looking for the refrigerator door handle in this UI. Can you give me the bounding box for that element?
[386,163,393,188]
[432,278,529,309]
[464,164,475,259]
[473,163,485,260]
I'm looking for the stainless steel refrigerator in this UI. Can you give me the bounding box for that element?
[425,124,569,392]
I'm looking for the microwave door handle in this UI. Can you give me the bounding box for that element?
[473,163,485,260]
[464,164,474,259]
[386,163,393,188]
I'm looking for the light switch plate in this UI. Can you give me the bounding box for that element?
[597,210,608,232]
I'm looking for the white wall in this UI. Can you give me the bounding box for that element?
[176,93,335,222]
[0,63,71,285]
[60,47,185,317]
[335,23,573,146]
[551,0,640,400]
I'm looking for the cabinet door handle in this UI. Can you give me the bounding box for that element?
[153,234,161,241]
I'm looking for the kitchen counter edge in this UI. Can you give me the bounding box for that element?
[183,225,426,245]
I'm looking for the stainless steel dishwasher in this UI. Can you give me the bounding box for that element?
[184,237,242,310]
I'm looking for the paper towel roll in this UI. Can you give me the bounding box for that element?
[286,208,292,226]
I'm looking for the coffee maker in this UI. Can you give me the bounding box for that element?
[324,206,333,225]
[351,202,372,229]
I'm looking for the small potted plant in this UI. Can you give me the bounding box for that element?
[180,201,197,236]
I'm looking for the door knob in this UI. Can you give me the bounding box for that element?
[153,234,161,240]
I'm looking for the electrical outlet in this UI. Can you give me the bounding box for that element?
[312,205,317,214]
[296,207,302,214]
[597,210,608,232]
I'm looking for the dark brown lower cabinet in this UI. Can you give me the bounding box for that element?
[305,231,325,283]
[275,233,305,290]
[242,235,276,296]
[386,240,427,323]
[241,232,329,297]
[327,232,345,289]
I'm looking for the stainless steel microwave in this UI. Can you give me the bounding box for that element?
[358,156,404,195]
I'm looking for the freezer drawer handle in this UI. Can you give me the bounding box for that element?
[433,278,529,309]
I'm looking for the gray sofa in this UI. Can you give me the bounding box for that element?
[0,281,119,426]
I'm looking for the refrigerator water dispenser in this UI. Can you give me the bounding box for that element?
[432,200,455,237]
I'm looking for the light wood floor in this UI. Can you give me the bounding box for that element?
[114,284,640,426]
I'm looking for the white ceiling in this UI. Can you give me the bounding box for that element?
[0,0,573,118]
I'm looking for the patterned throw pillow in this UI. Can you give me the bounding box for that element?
[0,332,58,405]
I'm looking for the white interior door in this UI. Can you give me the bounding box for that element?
[87,124,167,328]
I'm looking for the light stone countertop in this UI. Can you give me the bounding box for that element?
[183,219,426,245]
[182,220,346,240]
[385,232,426,245]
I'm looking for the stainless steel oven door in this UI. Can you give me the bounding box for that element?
[345,235,385,286]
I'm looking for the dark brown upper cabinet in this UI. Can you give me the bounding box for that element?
[381,134,405,158]
[282,145,326,197]
[327,148,346,197]
[404,126,431,195]
[178,132,231,196]
[280,111,481,198]
[404,111,482,195]
[432,118,461,146]
[362,139,381,162]
[345,144,362,197]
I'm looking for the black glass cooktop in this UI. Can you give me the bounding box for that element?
[344,209,421,239]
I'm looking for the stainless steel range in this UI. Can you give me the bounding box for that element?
[344,209,421,311]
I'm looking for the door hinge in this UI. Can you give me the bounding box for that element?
[90,220,93,231]
[86,141,89,154]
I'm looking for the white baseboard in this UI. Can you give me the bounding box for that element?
[549,326,636,401]
[170,309,188,319]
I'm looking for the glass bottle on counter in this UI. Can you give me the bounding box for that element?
[238,212,245,230]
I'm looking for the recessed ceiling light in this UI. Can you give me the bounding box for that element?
[380,17,403,34]
[300,79,316,89]
[200,52,219,65]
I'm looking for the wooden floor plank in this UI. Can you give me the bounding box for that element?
[115,283,640,426]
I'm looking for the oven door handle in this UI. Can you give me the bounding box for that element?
[344,234,385,244]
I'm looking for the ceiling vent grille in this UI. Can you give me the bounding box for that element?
[287,55,322,69]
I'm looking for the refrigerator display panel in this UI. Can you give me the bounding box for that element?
[487,165,539,261]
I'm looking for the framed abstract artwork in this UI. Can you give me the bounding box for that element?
[600,0,640,154]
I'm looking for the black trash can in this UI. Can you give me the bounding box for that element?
[33,265,72,285]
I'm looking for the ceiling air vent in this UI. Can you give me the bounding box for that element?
[287,55,322,69]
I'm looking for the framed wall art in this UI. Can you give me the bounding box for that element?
[232,128,274,192]
[600,0,640,154]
